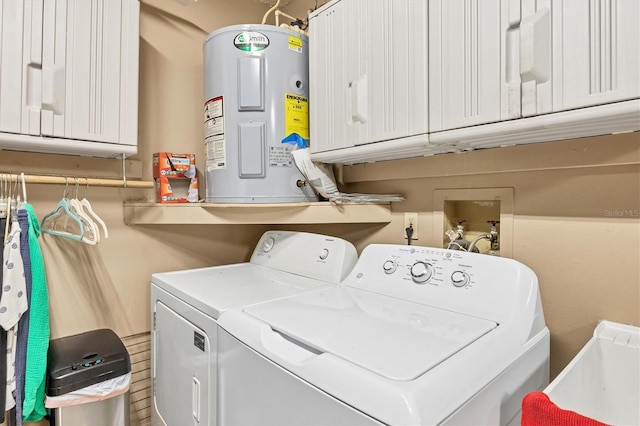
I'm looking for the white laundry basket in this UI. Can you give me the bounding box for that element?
[543,320,640,425]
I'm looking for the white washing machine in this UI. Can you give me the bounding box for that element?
[218,244,551,425]
[150,230,357,426]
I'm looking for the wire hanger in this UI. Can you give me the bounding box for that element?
[41,178,85,241]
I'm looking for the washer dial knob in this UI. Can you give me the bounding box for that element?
[382,260,397,274]
[451,271,470,287]
[261,236,275,253]
[410,261,434,284]
[319,248,329,260]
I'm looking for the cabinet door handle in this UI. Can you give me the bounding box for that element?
[349,75,368,123]
[41,65,65,114]
[520,8,550,84]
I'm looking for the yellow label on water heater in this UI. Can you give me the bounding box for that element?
[284,93,309,139]
[288,36,303,53]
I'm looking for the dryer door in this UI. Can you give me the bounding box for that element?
[154,301,211,425]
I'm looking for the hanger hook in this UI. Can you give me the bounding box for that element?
[83,178,89,199]
[21,173,27,203]
[12,174,19,201]
[63,177,69,199]
[6,174,12,200]
[74,177,80,199]
[122,153,127,188]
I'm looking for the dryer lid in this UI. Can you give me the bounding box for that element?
[243,286,498,381]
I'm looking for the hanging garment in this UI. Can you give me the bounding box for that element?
[15,208,33,426]
[0,216,7,423]
[22,203,49,423]
[0,220,28,411]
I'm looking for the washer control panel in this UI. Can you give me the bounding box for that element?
[379,248,474,289]
[355,244,535,319]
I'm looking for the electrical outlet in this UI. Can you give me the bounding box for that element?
[404,212,419,240]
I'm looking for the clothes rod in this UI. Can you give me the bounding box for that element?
[3,173,154,189]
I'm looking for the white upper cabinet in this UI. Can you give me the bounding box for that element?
[309,0,428,158]
[429,0,520,132]
[0,0,139,157]
[430,0,638,152]
[550,0,640,113]
[433,0,640,121]
[306,0,640,164]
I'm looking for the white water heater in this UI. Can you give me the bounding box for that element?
[203,24,317,203]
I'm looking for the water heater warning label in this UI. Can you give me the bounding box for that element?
[204,96,226,170]
[288,36,303,53]
[285,94,308,139]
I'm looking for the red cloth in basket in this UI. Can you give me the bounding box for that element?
[521,391,609,426]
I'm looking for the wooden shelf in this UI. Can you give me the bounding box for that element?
[123,202,392,225]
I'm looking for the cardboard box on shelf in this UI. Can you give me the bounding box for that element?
[153,152,196,179]
[155,176,199,203]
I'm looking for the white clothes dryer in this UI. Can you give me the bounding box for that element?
[150,230,357,426]
[218,244,551,425]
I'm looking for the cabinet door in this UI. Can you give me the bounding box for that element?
[310,0,428,154]
[430,0,517,132]
[41,0,139,146]
[551,0,640,112]
[363,0,428,144]
[310,0,353,153]
[0,0,42,136]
